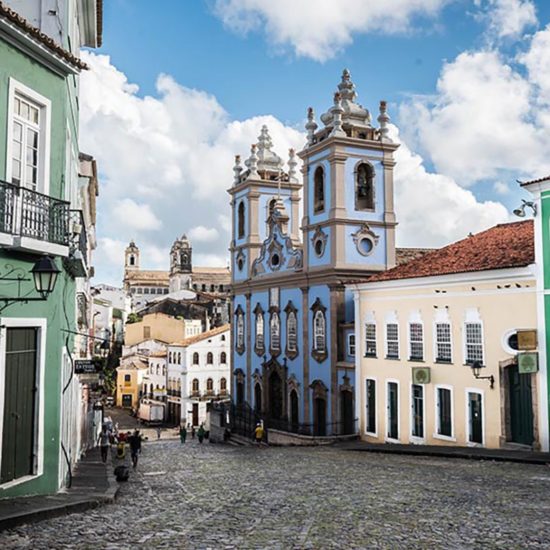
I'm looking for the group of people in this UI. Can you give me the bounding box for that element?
[98,424,143,468]
[178,423,206,444]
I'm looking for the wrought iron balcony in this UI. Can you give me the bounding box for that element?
[0,179,70,254]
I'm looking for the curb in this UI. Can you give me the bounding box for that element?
[343,446,550,465]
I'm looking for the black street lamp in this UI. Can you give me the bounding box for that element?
[31,256,61,298]
[0,256,61,312]
[470,360,495,389]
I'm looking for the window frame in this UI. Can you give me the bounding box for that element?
[385,379,400,443]
[313,165,325,214]
[6,79,51,195]
[348,333,356,357]
[385,322,399,360]
[434,321,452,363]
[408,322,424,361]
[464,321,484,366]
[410,383,426,442]
[354,161,375,211]
[465,387,485,447]
[365,377,377,436]
[434,385,455,441]
[364,322,377,358]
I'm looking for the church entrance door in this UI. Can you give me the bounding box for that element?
[268,371,283,420]
[313,398,327,436]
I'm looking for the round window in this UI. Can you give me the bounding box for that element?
[314,239,324,257]
[507,333,519,351]
[358,237,373,256]
[271,253,280,267]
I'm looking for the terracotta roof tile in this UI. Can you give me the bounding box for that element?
[0,1,88,70]
[368,220,534,283]
[170,324,230,347]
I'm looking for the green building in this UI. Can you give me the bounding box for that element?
[521,176,550,452]
[0,0,102,497]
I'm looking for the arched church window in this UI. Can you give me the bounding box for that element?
[207,378,214,392]
[220,352,227,364]
[207,352,213,364]
[193,352,199,365]
[236,311,245,353]
[238,201,246,238]
[256,312,264,352]
[220,377,227,391]
[287,311,297,352]
[314,166,325,213]
[270,313,280,352]
[356,163,375,210]
[313,310,326,353]
[129,255,135,266]
[192,378,199,392]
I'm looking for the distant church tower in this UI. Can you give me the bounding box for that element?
[169,234,193,292]
[125,241,140,271]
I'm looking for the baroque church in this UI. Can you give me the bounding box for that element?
[230,70,425,435]
[123,235,231,311]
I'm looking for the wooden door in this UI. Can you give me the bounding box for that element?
[387,382,398,440]
[314,398,326,436]
[468,392,483,444]
[290,390,299,431]
[340,390,354,435]
[192,403,199,427]
[1,328,38,484]
[509,365,534,445]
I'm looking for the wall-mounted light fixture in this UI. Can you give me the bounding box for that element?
[0,256,60,313]
[470,360,495,389]
[513,199,537,218]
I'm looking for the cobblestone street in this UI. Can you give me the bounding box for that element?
[2,440,550,549]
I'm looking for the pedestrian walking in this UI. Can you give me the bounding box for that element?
[156,426,162,440]
[254,422,264,447]
[128,429,143,469]
[197,424,205,444]
[179,424,187,444]
[97,424,111,463]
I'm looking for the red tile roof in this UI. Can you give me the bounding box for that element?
[0,1,88,70]
[368,220,534,283]
[170,324,230,347]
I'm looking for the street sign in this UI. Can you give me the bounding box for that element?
[518,352,538,374]
[517,330,537,350]
[75,359,102,374]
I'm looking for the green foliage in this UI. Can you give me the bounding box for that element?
[126,313,139,324]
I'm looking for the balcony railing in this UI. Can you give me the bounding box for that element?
[0,179,70,246]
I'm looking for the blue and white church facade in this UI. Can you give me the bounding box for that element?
[229,70,399,435]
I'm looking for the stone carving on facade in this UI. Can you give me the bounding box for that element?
[284,300,299,360]
[310,298,328,363]
[234,304,245,355]
[253,302,265,356]
[310,379,328,400]
[252,208,303,276]
[351,224,380,257]
[310,226,329,258]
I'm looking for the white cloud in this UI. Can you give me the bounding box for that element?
[399,46,550,186]
[391,126,511,247]
[80,52,303,285]
[81,54,514,285]
[477,0,537,39]
[188,225,220,242]
[493,181,511,195]
[212,0,450,61]
[115,198,162,231]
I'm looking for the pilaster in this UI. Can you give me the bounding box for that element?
[301,286,310,424]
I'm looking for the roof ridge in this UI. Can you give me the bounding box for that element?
[0,1,88,70]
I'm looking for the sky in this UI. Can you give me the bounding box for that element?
[81,0,550,286]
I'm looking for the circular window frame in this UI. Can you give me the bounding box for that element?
[314,238,325,257]
[357,236,375,257]
[270,253,281,268]
[501,329,519,356]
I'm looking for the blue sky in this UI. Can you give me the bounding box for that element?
[81,0,550,284]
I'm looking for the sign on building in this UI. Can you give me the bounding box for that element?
[518,352,538,374]
[517,330,538,351]
[75,359,102,374]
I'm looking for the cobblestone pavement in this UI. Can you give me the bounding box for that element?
[2,440,550,549]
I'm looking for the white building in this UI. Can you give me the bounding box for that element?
[92,284,132,351]
[140,351,167,420]
[166,325,231,427]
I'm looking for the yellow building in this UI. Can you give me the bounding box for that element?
[353,221,542,449]
[124,312,201,347]
[116,357,148,409]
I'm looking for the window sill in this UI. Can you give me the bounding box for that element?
[433,433,455,442]
[435,359,453,364]
[409,358,425,363]
[385,356,400,361]
[365,430,378,438]
[364,354,377,359]
[409,436,426,445]
[385,437,401,444]
[0,472,42,491]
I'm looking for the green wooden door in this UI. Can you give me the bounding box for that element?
[1,328,38,484]
[509,365,534,445]
[468,392,483,444]
[388,382,398,439]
